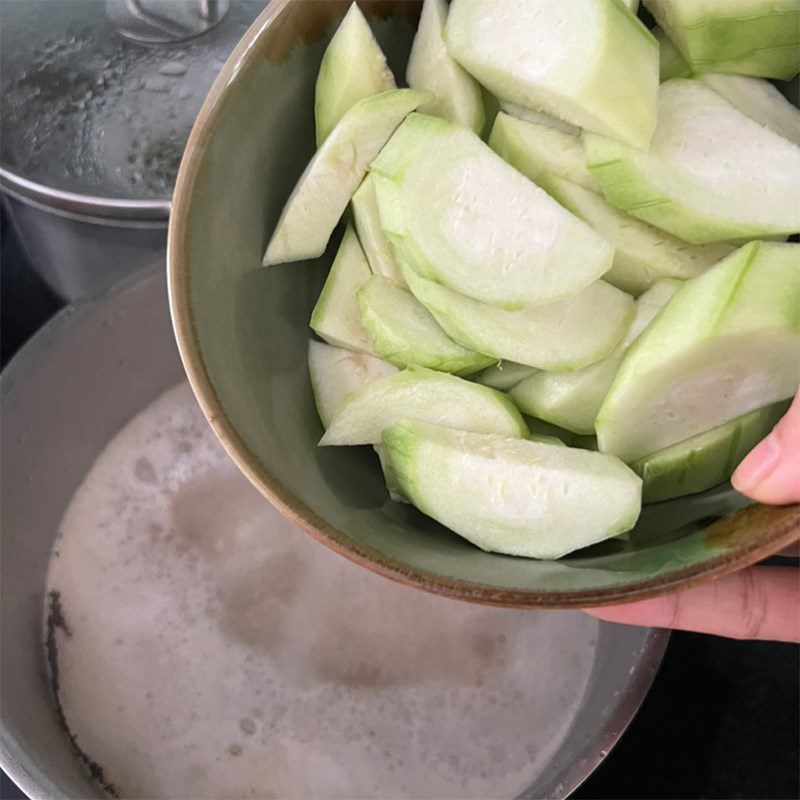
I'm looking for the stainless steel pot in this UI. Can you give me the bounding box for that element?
[0,171,169,301]
[0,0,262,302]
[0,267,668,799]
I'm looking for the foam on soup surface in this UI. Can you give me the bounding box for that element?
[45,382,599,799]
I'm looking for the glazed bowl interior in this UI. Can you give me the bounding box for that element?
[169,0,799,607]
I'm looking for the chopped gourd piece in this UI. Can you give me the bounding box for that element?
[643,0,800,80]
[264,89,431,265]
[381,420,642,559]
[310,225,375,354]
[488,112,598,193]
[371,113,613,309]
[315,2,396,146]
[308,340,397,428]
[351,175,404,284]
[321,366,528,445]
[585,79,800,244]
[403,265,634,371]
[509,280,680,433]
[596,242,800,462]
[445,0,659,148]
[545,177,736,295]
[631,401,791,503]
[699,73,800,146]
[406,0,485,134]
[357,275,494,374]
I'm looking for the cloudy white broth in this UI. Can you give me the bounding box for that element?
[44,383,599,800]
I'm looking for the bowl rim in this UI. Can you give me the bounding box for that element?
[167,0,799,609]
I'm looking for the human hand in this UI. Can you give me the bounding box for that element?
[584,394,800,643]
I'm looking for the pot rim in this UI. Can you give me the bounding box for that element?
[0,166,171,222]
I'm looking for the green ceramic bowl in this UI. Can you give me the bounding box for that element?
[168,0,799,608]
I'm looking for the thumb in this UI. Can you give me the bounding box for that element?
[732,394,800,505]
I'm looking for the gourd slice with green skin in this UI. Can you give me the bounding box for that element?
[263,89,431,266]
[596,241,800,463]
[585,79,800,244]
[357,275,494,375]
[632,401,791,504]
[371,113,613,309]
[509,279,680,434]
[698,73,800,146]
[308,340,397,428]
[314,2,396,147]
[654,26,693,82]
[545,177,736,296]
[320,366,528,446]
[351,175,404,284]
[488,112,598,193]
[475,362,537,391]
[307,340,402,500]
[406,0,485,134]
[309,225,375,354]
[444,0,659,149]
[381,420,642,559]
[643,0,800,80]
[498,103,581,136]
[402,265,635,371]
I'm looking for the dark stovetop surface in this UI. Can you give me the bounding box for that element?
[1,213,798,800]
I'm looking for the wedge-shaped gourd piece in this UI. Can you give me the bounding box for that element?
[308,340,397,428]
[321,366,527,445]
[381,421,642,559]
[406,0,485,134]
[402,265,634,371]
[310,225,374,353]
[597,242,800,463]
[357,275,494,375]
[371,113,613,308]
[498,102,581,136]
[509,280,680,433]
[476,362,537,391]
[631,401,790,504]
[488,112,598,192]
[444,0,659,149]
[351,175,404,284]
[263,89,431,266]
[315,2,396,146]
[699,73,800,146]
[655,26,692,81]
[585,79,800,244]
[643,0,800,80]
[546,177,736,295]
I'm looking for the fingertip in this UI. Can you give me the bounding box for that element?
[732,396,800,505]
[731,432,780,495]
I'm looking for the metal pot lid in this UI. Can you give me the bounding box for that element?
[0,0,263,212]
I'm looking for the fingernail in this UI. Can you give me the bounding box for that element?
[732,432,781,494]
